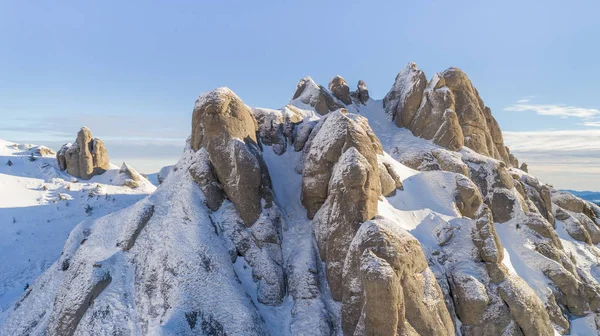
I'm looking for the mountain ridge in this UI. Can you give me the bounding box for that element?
[2,64,600,335]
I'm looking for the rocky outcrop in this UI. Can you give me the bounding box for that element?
[191,88,285,306]
[252,105,307,155]
[410,74,465,151]
[56,127,110,180]
[328,75,352,105]
[119,162,142,188]
[455,176,483,219]
[291,76,344,115]
[301,110,382,219]
[191,88,266,226]
[356,80,369,104]
[343,217,454,336]
[520,162,528,173]
[383,62,427,128]
[385,63,517,164]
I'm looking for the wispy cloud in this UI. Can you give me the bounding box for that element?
[504,99,600,119]
[582,121,600,127]
[503,129,600,190]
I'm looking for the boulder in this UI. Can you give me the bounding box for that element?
[490,191,516,223]
[455,176,483,219]
[356,80,369,104]
[191,87,269,226]
[473,205,504,263]
[409,74,464,151]
[498,276,555,336]
[56,127,110,180]
[342,218,454,336]
[252,106,305,155]
[556,208,592,244]
[311,147,378,299]
[328,75,352,105]
[292,76,344,115]
[119,162,142,188]
[520,162,529,173]
[383,62,427,128]
[301,110,381,219]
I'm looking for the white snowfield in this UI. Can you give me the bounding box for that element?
[0,139,155,325]
[0,95,599,335]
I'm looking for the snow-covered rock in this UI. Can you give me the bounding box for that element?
[4,69,600,336]
[0,139,154,327]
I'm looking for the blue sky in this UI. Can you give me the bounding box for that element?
[1,1,599,189]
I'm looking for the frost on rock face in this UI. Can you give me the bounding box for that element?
[7,71,600,336]
[342,217,454,336]
[383,62,428,128]
[291,76,345,115]
[385,64,516,165]
[251,104,315,156]
[157,165,173,185]
[301,110,382,219]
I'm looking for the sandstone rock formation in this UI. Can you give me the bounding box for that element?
[356,79,369,104]
[385,63,517,165]
[119,162,142,188]
[328,75,352,105]
[291,76,344,115]
[301,110,381,219]
[190,88,285,307]
[56,127,110,180]
[7,71,600,336]
[383,62,427,128]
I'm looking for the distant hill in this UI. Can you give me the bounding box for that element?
[563,189,600,204]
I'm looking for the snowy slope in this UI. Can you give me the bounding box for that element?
[0,139,155,324]
[2,85,600,336]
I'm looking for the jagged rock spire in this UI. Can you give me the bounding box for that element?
[385,63,517,165]
[56,127,109,180]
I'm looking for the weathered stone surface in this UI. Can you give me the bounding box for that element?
[556,208,592,244]
[473,205,504,263]
[253,105,309,155]
[520,162,529,173]
[449,268,489,325]
[191,88,268,226]
[383,62,427,128]
[498,276,555,336]
[378,158,397,197]
[385,65,517,164]
[409,74,464,152]
[311,147,378,299]
[293,120,317,152]
[553,191,587,214]
[301,111,381,219]
[342,218,454,336]
[433,109,464,151]
[356,80,369,104]
[188,148,225,211]
[545,267,590,316]
[292,76,344,115]
[523,176,554,225]
[57,127,110,180]
[490,191,516,223]
[455,176,483,219]
[328,75,352,105]
[120,162,141,182]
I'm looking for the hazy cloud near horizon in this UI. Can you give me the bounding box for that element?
[503,130,600,191]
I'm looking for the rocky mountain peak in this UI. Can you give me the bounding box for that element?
[3,68,598,336]
[385,62,517,166]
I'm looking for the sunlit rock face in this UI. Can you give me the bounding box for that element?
[57,127,110,180]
